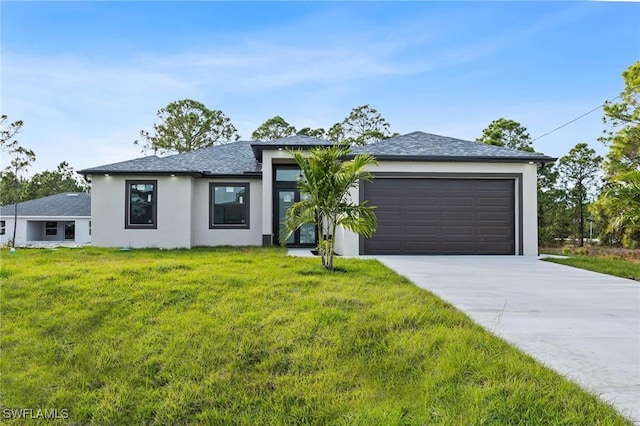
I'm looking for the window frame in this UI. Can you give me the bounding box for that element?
[209,182,250,229]
[45,221,58,236]
[125,179,158,230]
[0,220,5,235]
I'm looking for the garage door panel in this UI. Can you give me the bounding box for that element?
[442,242,476,251]
[442,211,474,221]
[374,225,402,233]
[442,198,474,207]
[438,180,475,190]
[478,226,513,236]
[405,211,440,220]
[477,242,514,252]
[405,225,439,234]
[405,243,441,252]
[363,178,515,255]
[478,211,511,221]
[478,198,511,207]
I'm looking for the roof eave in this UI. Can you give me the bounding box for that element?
[250,143,335,162]
[80,170,203,177]
[80,170,263,178]
[346,154,557,164]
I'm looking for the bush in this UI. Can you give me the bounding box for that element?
[561,246,573,256]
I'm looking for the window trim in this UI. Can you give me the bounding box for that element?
[45,221,58,236]
[209,182,250,229]
[125,179,158,230]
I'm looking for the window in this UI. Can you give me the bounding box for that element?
[45,221,57,235]
[0,220,5,235]
[64,221,75,240]
[125,180,157,229]
[89,221,91,236]
[276,168,303,182]
[210,183,249,229]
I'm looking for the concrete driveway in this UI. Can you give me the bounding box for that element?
[375,255,640,423]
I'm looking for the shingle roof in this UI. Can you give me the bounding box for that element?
[250,135,334,147]
[79,142,260,175]
[78,132,555,176]
[0,192,91,217]
[352,131,555,162]
[162,141,261,174]
[250,135,334,162]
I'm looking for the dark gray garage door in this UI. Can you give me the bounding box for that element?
[363,178,515,255]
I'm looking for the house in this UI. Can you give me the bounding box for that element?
[78,132,554,255]
[0,192,91,246]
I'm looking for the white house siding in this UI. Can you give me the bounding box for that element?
[333,161,539,256]
[0,216,91,245]
[90,175,193,248]
[191,178,263,247]
[0,217,20,245]
[74,218,92,243]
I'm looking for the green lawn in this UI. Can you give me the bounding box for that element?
[0,247,630,425]
[543,255,640,281]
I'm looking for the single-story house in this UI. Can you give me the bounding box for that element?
[0,192,91,246]
[79,132,554,255]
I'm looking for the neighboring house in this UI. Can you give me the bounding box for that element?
[78,132,554,255]
[0,192,91,245]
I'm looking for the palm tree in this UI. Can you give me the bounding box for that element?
[283,145,378,269]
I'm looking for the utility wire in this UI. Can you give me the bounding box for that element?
[531,95,619,142]
[531,83,640,142]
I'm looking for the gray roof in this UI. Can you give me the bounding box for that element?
[79,141,260,176]
[0,192,91,217]
[353,132,555,162]
[79,131,555,176]
[250,135,334,162]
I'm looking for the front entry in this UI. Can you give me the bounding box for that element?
[273,167,317,246]
[64,221,75,241]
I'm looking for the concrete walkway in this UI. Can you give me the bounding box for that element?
[375,256,640,423]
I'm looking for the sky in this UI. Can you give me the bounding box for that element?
[1,1,639,175]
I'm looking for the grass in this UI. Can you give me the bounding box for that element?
[1,247,630,425]
[543,255,640,281]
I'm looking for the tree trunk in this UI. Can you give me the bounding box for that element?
[579,196,585,247]
[11,201,17,248]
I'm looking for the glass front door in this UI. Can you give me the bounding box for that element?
[275,189,316,246]
[278,191,295,245]
[64,221,75,240]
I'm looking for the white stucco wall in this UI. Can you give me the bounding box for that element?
[333,161,539,256]
[0,217,20,245]
[0,216,91,244]
[75,219,92,243]
[90,174,193,248]
[191,178,263,246]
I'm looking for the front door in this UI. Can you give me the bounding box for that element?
[274,166,317,247]
[275,189,316,246]
[64,221,75,241]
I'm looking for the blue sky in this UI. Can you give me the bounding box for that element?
[2,1,639,174]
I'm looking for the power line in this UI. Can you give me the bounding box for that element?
[531,83,640,142]
[531,95,620,142]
